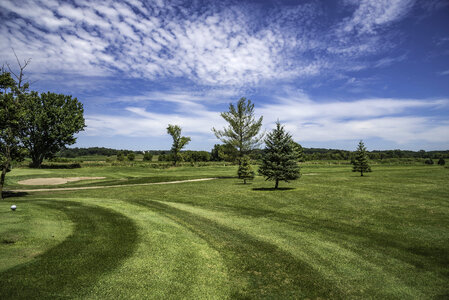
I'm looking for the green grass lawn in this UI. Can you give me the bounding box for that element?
[1,164,448,299]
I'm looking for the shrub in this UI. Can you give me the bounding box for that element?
[143,152,153,161]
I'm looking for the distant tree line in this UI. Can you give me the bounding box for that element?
[56,146,448,162]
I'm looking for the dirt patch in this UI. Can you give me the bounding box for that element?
[18,177,106,186]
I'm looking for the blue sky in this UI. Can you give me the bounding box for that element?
[1,0,448,151]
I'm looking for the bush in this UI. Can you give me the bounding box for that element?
[143,152,153,161]
[127,153,135,161]
[424,158,434,165]
[438,158,445,166]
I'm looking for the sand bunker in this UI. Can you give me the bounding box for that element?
[303,173,319,176]
[18,177,106,186]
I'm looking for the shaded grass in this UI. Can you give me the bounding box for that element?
[0,200,138,299]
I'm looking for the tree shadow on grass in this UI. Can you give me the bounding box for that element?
[135,200,343,299]
[0,200,138,299]
[1,191,28,198]
[252,187,295,191]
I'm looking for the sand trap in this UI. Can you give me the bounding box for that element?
[18,177,106,185]
[303,173,319,176]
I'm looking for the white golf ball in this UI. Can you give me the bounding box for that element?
[11,205,16,211]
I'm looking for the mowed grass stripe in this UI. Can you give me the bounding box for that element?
[163,201,443,298]
[0,200,138,299]
[133,199,343,299]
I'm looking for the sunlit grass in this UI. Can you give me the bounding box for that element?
[1,164,448,298]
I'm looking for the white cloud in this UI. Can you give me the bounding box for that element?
[340,0,415,35]
[0,0,416,86]
[84,89,449,147]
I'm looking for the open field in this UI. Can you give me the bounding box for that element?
[1,164,448,299]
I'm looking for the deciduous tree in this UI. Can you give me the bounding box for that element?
[20,92,85,168]
[143,152,153,161]
[0,70,26,199]
[167,124,190,166]
[258,121,300,189]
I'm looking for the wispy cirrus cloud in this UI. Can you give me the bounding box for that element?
[84,87,449,147]
[0,0,417,87]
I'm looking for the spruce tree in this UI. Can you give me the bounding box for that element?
[258,121,300,189]
[237,155,255,184]
[352,140,372,176]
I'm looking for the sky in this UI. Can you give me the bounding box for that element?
[1,0,449,151]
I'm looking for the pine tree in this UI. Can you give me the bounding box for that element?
[352,140,372,176]
[212,97,263,164]
[258,121,300,189]
[237,155,255,184]
[437,158,445,166]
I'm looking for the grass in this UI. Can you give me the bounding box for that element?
[1,163,448,298]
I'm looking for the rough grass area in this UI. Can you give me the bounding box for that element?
[1,164,448,298]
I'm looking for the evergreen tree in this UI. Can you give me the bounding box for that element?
[291,141,305,162]
[237,155,255,184]
[352,140,372,176]
[212,97,263,164]
[437,158,445,166]
[258,121,300,189]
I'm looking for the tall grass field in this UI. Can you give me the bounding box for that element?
[1,163,448,299]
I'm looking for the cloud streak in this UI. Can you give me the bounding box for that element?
[84,90,449,147]
[0,0,416,86]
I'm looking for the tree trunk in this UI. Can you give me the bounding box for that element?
[244,179,246,184]
[0,164,8,200]
[361,170,363,176]
[275,179,279,189]
[30,152,44,168]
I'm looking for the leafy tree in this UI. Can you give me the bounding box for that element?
[117,153,125,161]
[212,97,263,163]
[237,155,255,184]
[424,158,434,165]
[352,140,372,176]
[127,152,135,161]
[258,121,300,189]
[20,92,85,168]
[210,144,238,162]
[167,124,190,166]
[143,152,153,161]
[0,70,27,199]
[437,158,445,166]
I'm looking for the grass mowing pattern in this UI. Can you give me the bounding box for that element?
[137,200,342,299]
[1,164,448,298]
[0,200,138,299]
